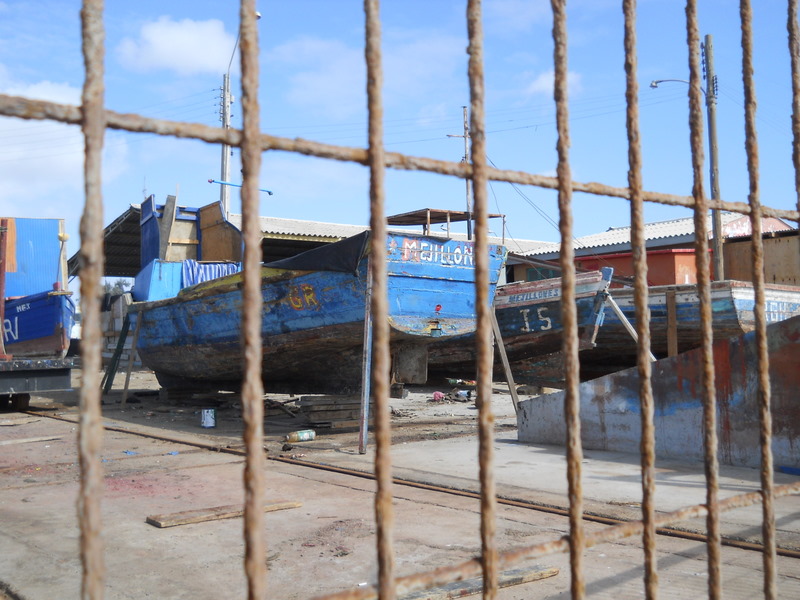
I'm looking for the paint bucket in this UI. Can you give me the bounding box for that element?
[200,408,216,428]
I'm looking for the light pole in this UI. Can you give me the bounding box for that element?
[651,34,725,281]
[219,11,261,221]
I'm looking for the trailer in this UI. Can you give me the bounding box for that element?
[0,358,73,410]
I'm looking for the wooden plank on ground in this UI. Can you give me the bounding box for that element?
[300,401,374,409]
[301,409,363,421]
[298,395,361,406]
[399,565,559,600]
[146,501,301,528]
[0,435,62,446]
[328,419,373,430]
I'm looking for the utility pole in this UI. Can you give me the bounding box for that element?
[219,73,232,220]
[219,11,261,222]
[447,106,473,240]
[703,34,725,280]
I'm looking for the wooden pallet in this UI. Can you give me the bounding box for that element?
[298,395,374,428]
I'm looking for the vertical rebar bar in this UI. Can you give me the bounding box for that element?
[238,1,267,598]
[364,1,396,598]
[466,1,498,597]
[550,1,584,598]
[739,2,777,598]
[685,2,722,598]
[622,1,659,597]
[790,0,800,225]
[78,1,106,598]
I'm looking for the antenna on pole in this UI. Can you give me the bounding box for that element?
[447,106,473,240]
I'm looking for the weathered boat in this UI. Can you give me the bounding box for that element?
[128,231,507,394]
[3,290,76,358]
[1,216,75,359]
[428,268,614,388]
[518,314,800,469]
[579,279,800,379]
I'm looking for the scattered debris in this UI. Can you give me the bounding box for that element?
[390,383,407,398]
[285,429,316,443]
[390,407,415,419]
[428,389,472,403]
[431,391,446,402]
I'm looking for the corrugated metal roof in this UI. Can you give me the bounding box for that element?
[69,203,548,277]
[229,212,548,254]
[227,213,368,241]
[526,212,746,259]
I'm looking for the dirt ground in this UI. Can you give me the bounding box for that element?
[2,369,799,599]
[56,369,525,452]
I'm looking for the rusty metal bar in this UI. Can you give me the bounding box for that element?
[791,0,800,224]
[236,1,267,598]
[311,478,800,600]
[78,1,107,598]
[622,2,659,598]
[740,2,777,598]
[364,1,396,599]
[550,1,585,598]
[3,94,796,223]
[466,1,499,597]
[686,2,722,599]
[4,3,793,600]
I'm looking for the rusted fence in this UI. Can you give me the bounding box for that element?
[1,1,798,599]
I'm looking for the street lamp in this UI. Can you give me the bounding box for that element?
[650,34,725,281]
[219,11,261,221]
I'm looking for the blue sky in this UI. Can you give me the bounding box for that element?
[1,0,798,261]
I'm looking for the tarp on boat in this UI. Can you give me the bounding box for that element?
[181,260,241,288]
[262,231,370,274]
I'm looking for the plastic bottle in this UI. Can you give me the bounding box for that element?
[285,429,316,443]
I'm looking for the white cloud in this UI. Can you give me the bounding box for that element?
[524,69,583,97]
[0,70,128,222]
[269,37,365,121]
[6,80,80,105]
[0,73,84,215]
[116,17,236,77]
[383,31,465,107]
[268,30,466,123]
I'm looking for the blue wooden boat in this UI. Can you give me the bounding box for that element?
[0,216,76,360]
[3,290,76,358]
[128,231,507,394]
[579,279,800,379]
[428,268,614,388]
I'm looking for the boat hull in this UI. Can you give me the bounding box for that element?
[428,269,613,388]
[580,279,800,379]
[3,291,75,359]
[130,233,506,394]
